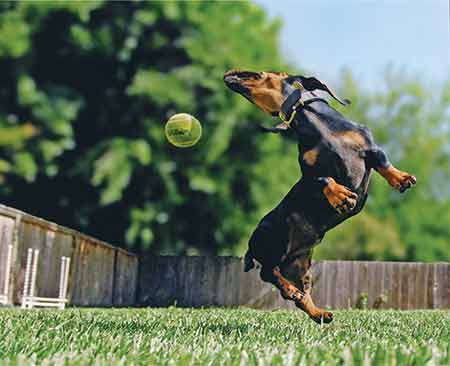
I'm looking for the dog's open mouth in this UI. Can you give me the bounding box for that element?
[224,69,261,82]
[223,71,249,96]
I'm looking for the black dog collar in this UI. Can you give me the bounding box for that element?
[279,89,303,125]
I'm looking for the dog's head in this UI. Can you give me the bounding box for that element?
[224,69,350,117]
[223,70,291,116]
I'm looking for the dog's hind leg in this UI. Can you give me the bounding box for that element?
[244,249,255,272]
[282,253,333,324]
[366,148,416,193]
[277,212,333,323]
[260,266,304,303]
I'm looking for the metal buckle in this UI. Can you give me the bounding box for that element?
[292,80,303,89]
[278,84,303,128]
[278,108,297,127]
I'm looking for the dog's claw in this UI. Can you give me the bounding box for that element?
[399,174,416,193]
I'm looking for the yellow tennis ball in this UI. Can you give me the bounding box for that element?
[165,113,202,148]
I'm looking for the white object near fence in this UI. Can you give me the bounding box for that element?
[21,248,70,309]
[0,244,13,305]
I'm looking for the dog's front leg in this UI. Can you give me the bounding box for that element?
[366,148,416,192]
[308,177,358,214]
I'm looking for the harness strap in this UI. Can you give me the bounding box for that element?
[278,89,329,127]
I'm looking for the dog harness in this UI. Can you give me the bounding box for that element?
[278,82,329,128]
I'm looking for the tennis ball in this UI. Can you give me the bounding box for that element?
[165,113,202,148]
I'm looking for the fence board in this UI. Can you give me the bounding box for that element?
[113,250,138,307]
[359,261,370,308]
[415,263,427,309]
[311,261,325,307]
[433,263,449,309]
[335,260,348,308]
[68,238,115,306]
[14,222,46,303]
[0,216,15,300]
[367,261,378,308]
[325,261,336,308]
[408,262,417,309]
[350,261,360,308]
[447,264,450,308]
[392,263,402,309]
[380,262,390,309]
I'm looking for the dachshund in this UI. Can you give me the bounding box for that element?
[224,70,416,323]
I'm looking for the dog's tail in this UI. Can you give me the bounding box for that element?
[244,249,255,272]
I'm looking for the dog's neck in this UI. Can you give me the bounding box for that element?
[291,104,330,150]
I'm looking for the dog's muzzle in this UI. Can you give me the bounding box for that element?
[223,74,251,96]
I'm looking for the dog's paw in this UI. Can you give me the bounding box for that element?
[378,166,417,193]
[310,311,333,324]
[323,177,358,214]
[395,171,417,193]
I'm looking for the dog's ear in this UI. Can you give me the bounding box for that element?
[259,122,290,133]
[296,76,351,106]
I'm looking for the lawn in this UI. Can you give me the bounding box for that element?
[0,308,449,365]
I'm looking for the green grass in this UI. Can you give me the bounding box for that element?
[0,308,449,365]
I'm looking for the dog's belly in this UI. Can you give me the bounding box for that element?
[300,138,369,192]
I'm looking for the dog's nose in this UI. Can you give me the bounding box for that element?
[223,74,239,84]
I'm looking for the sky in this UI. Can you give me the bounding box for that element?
[254,0,450,90]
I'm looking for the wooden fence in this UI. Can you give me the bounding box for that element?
[0,204,448,310]
[138,256,450,310]
[0,204,138,307]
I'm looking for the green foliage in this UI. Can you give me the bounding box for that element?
[0,308,449,365]
[0,10,30,58]
[0,1,286,255]
[91,138,151,205]
[0,2,448,260]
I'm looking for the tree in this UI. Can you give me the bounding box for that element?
[0,1,290,255]
[0,2,448,261]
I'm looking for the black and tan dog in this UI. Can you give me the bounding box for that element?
[224,70,416,323]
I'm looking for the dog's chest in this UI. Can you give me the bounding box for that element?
[298,111,369,189]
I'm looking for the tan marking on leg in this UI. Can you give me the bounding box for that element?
[271,267,304,302]
[282,252,333,324]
